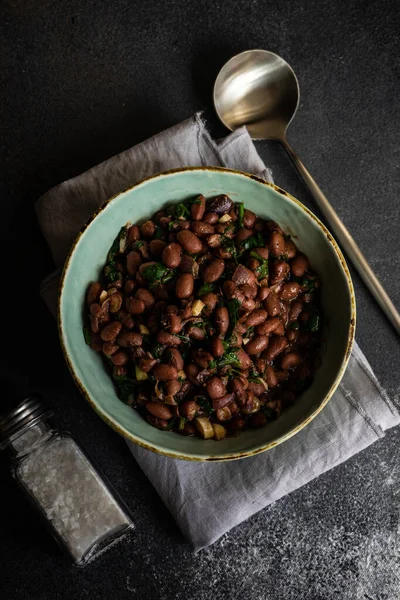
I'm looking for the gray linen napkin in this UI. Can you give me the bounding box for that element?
[36,113,400,551]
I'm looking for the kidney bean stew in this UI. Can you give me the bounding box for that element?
[84,194,322,440]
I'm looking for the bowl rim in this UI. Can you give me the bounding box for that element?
[58,166,356,461]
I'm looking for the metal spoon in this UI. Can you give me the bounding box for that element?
[213,49,400,336]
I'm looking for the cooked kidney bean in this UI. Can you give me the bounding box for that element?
[237,348,252,369]
[111,350,129,365]
[87,282,102,306]
[127,224,141,245]
[85,195,322,440]
[262,336,288,361]
[125,297,145,315]
[258,287,270,302]
[270,260,289,285]
[255,317,281,335]
[140,220,156,238]
[279,282,302,301]
[214,307,229,334]
[245,309,268,327]
[161,242,182,268]
[206,376,226,399]
[157,331,181,346]
[176,273,194,298]
[202,292,218,313]
[126,250,142,276]
[264,290,281,316]
[117,331,142,347]
[100,321,122,341]
[191,221,215,237]
[235,227,253,244]
[245,335,269,355]
[146,402,173,420]
[149,239,166,258]
[281,352,302,370]
[243,209,257,228]
[102,341,119,356]
[269,231,286,257]
[188,326,206,340]
[203,258,225,283]
[153,364,178,381]
[190,195,206,221]
[211,336,224,357]
[176,230,203,253]
[291,254,309,277]
[203,211,219,224]
[166,314,182,334]
[135,288,155,309]
[265,364,278,388]
[165,348,183,370]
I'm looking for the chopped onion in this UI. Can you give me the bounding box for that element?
[194,417,214,439]
[139,324,150,334]
[99,290,108,303]
[218,214,232,223]
[212,423,227,440]
[135,365,148,381]
[191,299,205,316]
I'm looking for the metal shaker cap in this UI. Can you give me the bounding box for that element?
[0,396,51,445]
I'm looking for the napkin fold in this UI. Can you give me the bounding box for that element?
[36,113,399,551]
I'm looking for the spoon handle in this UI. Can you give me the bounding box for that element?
[282,138,400,336]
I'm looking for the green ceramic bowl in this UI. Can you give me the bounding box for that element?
[59,167,355,461]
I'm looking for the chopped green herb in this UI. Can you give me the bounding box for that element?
[108,226,127,261]
[186,195,203,206]
[293,275,317,291]
[246,326,254,337]
[221,235,238,261]
[173,202,191,220]
[308,314,320,332]
[238,202,244,228]
[142,262,175,286]
[133,240,144,250]
[197,283,215,297]
[217,347,241,369]
[175,334,191,343]
[166,417,178,431]
[152,342,166,359]
[195,396,214,414]
[154,226,165,240]
[178,417,186,430]
[239,232,265,253]
[209,359,217,369]
[227,298,241,335]
[113,374,136,405]
[288,321,299,330]
[83,327,92,345]
[250,250,269,280]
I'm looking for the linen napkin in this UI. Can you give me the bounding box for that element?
[36,113,400,551]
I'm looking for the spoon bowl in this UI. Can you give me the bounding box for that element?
[213,49,400,336]
[213,49,299,140]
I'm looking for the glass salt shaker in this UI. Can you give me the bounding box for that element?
[0,395,134,565]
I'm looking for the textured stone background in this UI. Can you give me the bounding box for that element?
[0,1,399,598]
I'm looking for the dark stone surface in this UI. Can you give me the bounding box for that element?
[0,1,399,598]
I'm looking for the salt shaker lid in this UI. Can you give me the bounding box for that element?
[0,395,51,444]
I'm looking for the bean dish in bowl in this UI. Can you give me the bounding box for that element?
[59,167,355,461]
[84,194,323,441]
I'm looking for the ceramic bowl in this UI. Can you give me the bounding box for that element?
[59,167,355,461]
